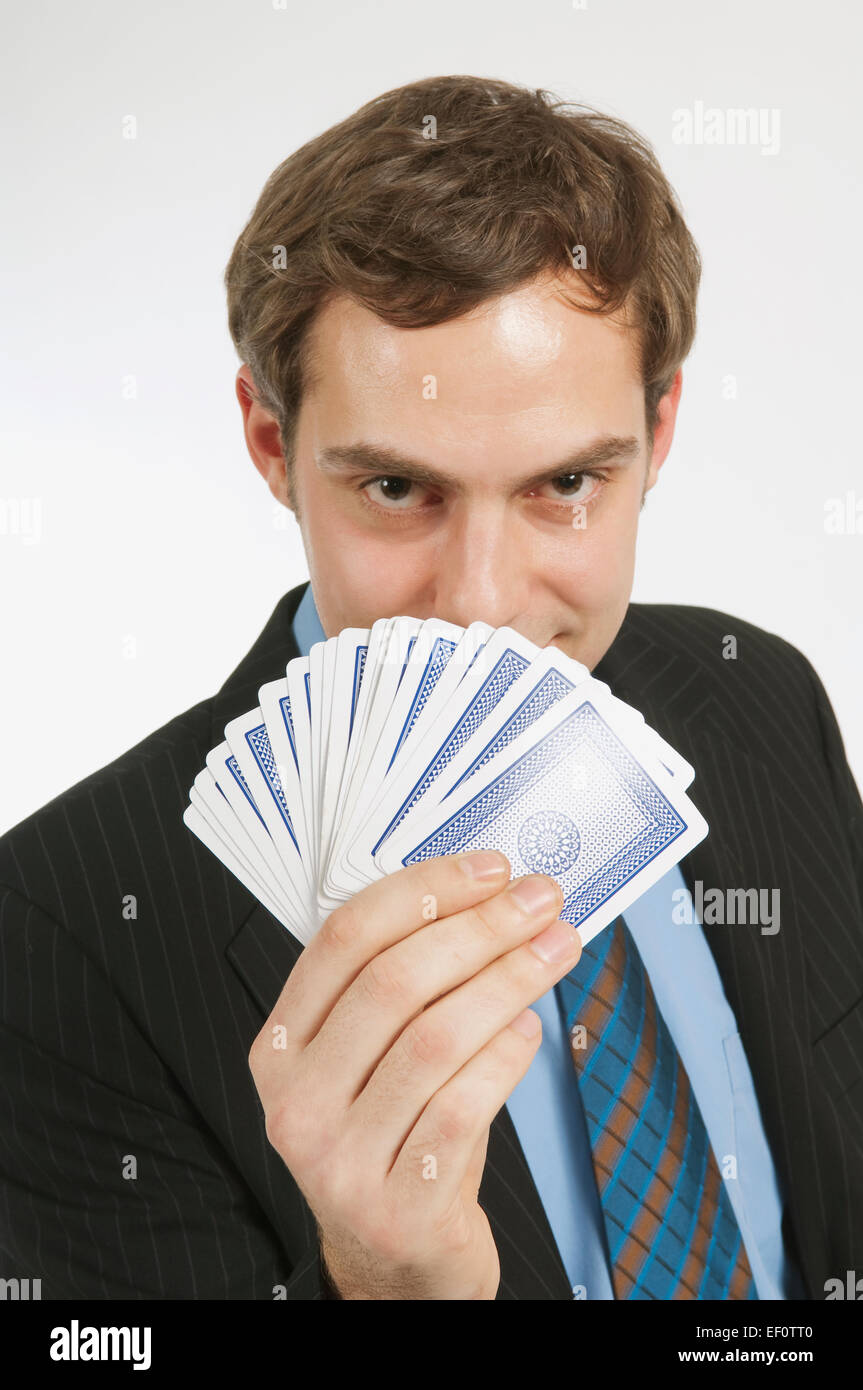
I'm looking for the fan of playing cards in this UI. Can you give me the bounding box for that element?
[183,617,709,948]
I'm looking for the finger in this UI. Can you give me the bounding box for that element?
[303,872,565,1109]
[386,1008,544,1210]
[250,850,510,1064]
[350,921,580,1163]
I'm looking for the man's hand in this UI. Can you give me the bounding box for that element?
[248,851,582,1300]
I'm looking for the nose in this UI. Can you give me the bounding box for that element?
[430,501,532,631]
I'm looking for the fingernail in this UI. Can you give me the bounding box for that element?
[510,1008,541,1038]
[459,850,509,880]
[529,921,581,963]
[509,875,560,915]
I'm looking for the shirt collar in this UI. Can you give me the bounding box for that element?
[291,581,326,656]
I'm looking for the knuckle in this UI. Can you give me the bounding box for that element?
[495,1017,540,1063]
[403,860,454,922]
[403,1010,458,1067]
[466,893,510,945]
[422,853,459,885]
[465,1027,529,1093]
[247,1033,266,1076]
[427,1087,476,1143]
[314,1152,359,1216]
[492,941,531,994]
[407,861,440,902]
[321,900,364,952]
[266,1095,335,1179]
[264,1102,298,1159]
[411,855,465,905]
[357,949,414,1009]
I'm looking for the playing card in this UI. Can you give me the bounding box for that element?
[321,620,490,904]
[285,651,316,888]
[342,629,587,888]
[190,772,279,906]
[325,618,464,905]
[205,740,307,925]
[185,613,708,952]
[322,617,400,859]
[318,628,371,883]
[222,705,312,918]
[323,616,425,897]
[186,780,298,933]
[377,682,708,946]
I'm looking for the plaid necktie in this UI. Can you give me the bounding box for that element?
[557,916,758,1300]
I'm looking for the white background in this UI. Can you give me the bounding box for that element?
[2,0,861,832]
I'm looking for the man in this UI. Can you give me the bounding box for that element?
[1,75,861,1301]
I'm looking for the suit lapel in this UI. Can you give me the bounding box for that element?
[591,612,791,1034]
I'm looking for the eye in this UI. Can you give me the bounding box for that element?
[360,476,434,510]
[532,472,605,506]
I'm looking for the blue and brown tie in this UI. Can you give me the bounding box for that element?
[557,916,758,1300]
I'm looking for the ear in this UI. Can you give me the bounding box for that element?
[644,369,683,494]
[235,365,295,512]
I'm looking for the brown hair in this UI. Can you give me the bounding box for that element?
[224,75,701,471]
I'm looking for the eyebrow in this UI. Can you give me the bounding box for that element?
[315,435,642,494]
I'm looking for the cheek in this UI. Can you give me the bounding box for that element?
[300,487,431,627]
[546,497,639,607]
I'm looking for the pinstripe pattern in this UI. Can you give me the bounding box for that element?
[562,918,756,1299]
[0,582,860,1299]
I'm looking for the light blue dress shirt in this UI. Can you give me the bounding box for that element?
[291,584,803,1300]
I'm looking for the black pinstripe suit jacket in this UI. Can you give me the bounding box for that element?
[1,581,861,1299]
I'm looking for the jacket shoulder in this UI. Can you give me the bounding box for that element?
[624,602,816,675]
[602,602,835,769]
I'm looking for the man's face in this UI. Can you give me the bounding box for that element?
[239,270,681,671]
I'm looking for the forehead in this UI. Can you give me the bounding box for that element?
[303,272,643,426]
